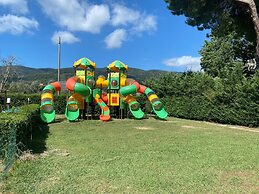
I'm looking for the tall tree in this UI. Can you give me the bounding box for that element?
[165,0,259,59]
[0,56,17,92]
[234,0,259,59]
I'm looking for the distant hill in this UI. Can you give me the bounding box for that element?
[0,65,170,84]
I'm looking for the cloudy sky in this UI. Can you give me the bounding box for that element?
[0,0,209,71]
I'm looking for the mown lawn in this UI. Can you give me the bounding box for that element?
[2,117,259,193]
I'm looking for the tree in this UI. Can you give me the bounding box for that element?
[200,32,255,77]
[0,56,18,92]
[165,0,259,59]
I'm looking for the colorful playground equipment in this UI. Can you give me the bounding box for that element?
[40,57,168,123]
[65,58,110,121]
[40,82,61,123]
[97,60,168,120]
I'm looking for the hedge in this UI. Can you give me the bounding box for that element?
[0,93,67,114]
[147,71,259,127]
[0,104,40,177]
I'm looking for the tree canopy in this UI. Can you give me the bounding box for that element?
[165,0,259,59]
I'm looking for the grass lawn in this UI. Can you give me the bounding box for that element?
[2,117,259,193]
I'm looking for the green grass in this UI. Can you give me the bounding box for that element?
[2,117,259,193]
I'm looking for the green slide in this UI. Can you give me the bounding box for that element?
[144,88,168,119]
[65,77,91,121]
[128,101,145,119]
[120,84,144,119]
[152,101,168,119]
[40,101,55,123]
[40,82,61,123]
[65,101,80,121]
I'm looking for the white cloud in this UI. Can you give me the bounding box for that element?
[163,56,201,71]
[111,4,157,33]
[103,4,157,49]
[38,0,110,34]
[132,15,157,33]
[0,14,38,34]
[37,1,157,49]
[105,29,127,49]
[111,4,140,26]
[51,31,80,44]
[0,0,28,14]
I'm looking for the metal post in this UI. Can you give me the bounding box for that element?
[57,36,61,95]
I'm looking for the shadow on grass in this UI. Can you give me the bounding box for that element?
[28,124,49,154]
[54,116,67,123]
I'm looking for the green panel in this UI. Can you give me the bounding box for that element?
[93,89,101,97]
[115,61,127,70]
[81,58,95,69]
[120,99,126,109]
[86,95,93,103]
[108,77,120,89]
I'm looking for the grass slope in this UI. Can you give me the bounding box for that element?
[2,117,259,193]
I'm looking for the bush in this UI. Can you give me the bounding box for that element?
[0,104,40,146]
[0,93,67,114]
[0,104,40,177]
[146,71,259,127]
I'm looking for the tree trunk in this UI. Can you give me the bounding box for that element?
[235,0,259,60]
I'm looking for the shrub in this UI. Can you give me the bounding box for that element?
[146,71,259,127]
[0,93,67,114]
[0,104,40,177]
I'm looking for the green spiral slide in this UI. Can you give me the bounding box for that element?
[40,82,61,123]
[119,83,144,119]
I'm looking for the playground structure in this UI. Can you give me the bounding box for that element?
[40,58,168,123]
[40,82,61,123]
[65,58,111,121]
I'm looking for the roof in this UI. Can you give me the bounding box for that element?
[107,60,128,71]
[73,57,96,69]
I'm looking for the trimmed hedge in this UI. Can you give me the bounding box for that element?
[0,104,41,177]
[0,93,67,114]
[0,104,41,179]
[147,71,259,127]
[0,104,40,147]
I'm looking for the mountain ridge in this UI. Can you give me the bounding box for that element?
[0,65,170,83]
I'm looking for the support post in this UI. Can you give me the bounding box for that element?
[57,36,61,95]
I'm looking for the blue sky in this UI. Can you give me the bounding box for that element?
[0,0,209,71]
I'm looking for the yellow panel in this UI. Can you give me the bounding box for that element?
[96,77,108,88]
[123,95,135,104]
[110,72,119,78]
[120,77,126,87]
[41,93,54,100]
[76,70,85,76]
[87,71,94,76]
[108,93,120,106]
[77,76,85,84]
[76,71,94,77]
[148,94,158,102]
[120,73,127,78]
